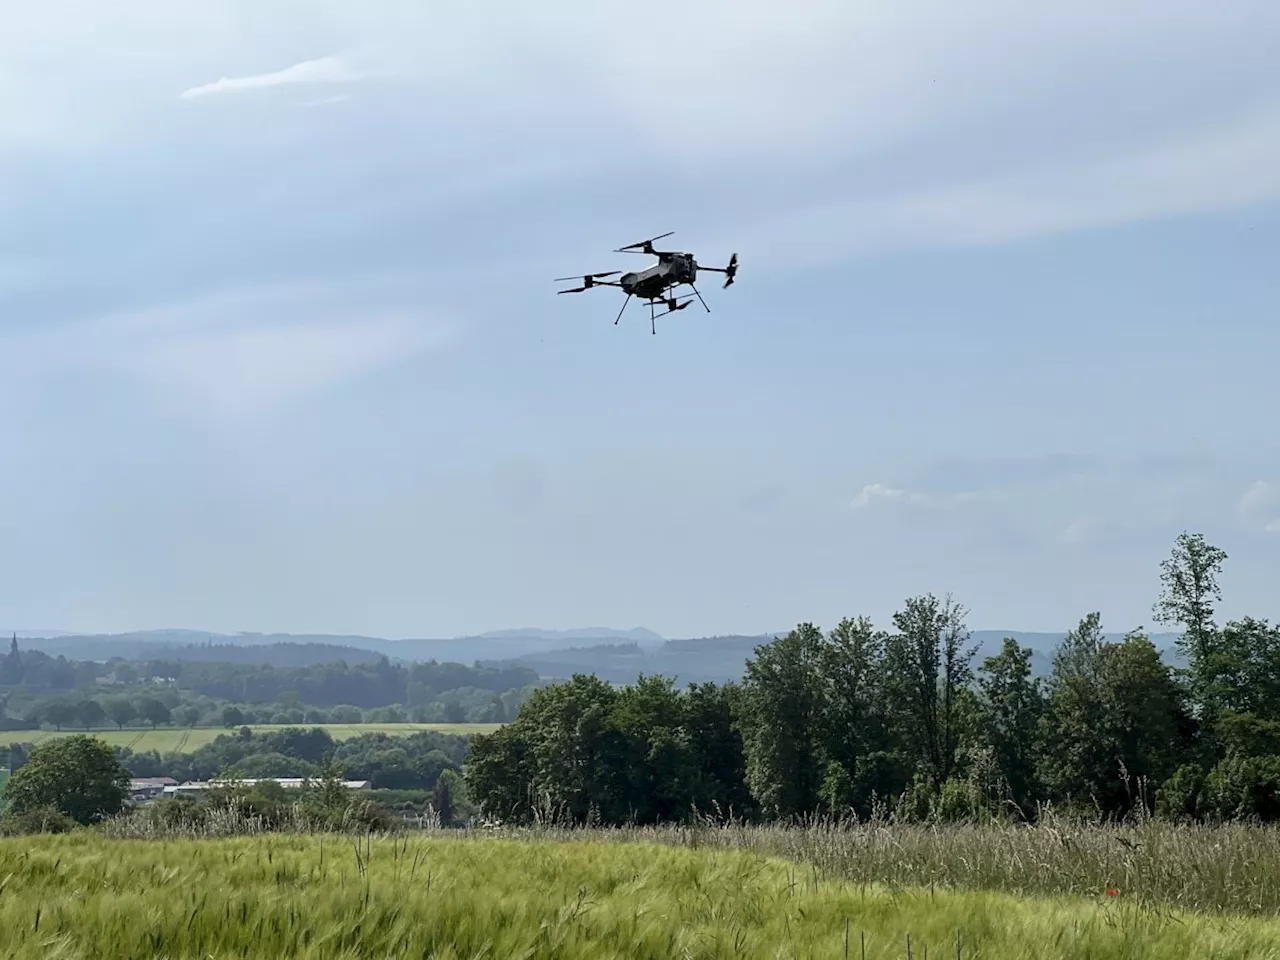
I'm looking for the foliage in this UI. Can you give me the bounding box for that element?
[465,532,1280,828]
[2,735,130,824]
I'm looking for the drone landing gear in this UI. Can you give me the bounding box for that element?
[613,293,633,326]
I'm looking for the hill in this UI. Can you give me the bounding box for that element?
[479,629,1186,685]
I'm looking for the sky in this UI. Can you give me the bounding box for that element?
[2,1,1279,641]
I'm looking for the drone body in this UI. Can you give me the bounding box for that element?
[554,232,738,334]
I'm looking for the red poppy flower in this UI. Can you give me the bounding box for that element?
[1106,888,1120,897]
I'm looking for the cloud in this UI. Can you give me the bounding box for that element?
[1239,480,1279,515]
[849,482,975,510]
[179,56,362,100]
[735,105,1280,270]
[1238,481,1280,533]
[851,483,913,508]
[0,280,452,418]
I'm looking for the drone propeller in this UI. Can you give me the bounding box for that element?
[615,231,675,255]
[723,253,738,289]
[554,270,621,294]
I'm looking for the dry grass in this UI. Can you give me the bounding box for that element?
[441,813,1280,920]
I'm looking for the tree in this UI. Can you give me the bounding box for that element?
[179,705,201,727]
[137,697,171,729]
[1153,532,1228,713]
[884,594,976,791]
[737,624,828,818]
[1042,616,1192,816]
[41,698,77,731]
[75,699,106,731]
[222,705,245,728]
[978,638,1046,815]
[818,617,897,816]
[433,768,459,826]
[103,698,137,730]
[3,735,131,824]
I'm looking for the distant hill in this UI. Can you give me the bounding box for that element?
[12,625,1186,683]
[479,629,1186,686]
[473,627,665,646]
[13,627,665,667]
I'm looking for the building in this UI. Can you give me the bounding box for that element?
[159,777,371,800]
[128,777,178,803]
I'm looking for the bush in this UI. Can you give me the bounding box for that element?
[0,804,78,835]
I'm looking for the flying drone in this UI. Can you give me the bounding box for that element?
[554,232,739,335]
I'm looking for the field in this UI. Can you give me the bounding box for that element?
[4,832,1280,959]
[10,722,500,753]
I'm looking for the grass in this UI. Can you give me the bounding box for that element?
[10,722,500,753]
[3,833,1280,959]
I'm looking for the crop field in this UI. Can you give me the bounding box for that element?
[3,832,1280,959]
[10,722,500,753]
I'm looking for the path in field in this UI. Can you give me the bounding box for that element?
[12,722,500,753]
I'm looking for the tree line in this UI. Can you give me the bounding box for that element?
[1,644,540,729]
[467,533,1280,825]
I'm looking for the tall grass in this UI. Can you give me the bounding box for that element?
[100,801,1280,918]
[459,813,1280,919]
[4,833,1280,959]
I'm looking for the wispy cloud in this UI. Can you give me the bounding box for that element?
[179,56,362,101]
[737,106,1280,270]
[1238,480,1280,533]
[0,281,452,418]
[849,482,977,510]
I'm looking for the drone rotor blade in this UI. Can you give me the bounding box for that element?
[615,231,675,253]
[552,270,621,282]
[723,252,738,288]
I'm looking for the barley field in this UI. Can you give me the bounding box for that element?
[11,722,500,753]
[4,832,1279,959]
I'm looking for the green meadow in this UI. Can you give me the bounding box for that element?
[13,722,499,754]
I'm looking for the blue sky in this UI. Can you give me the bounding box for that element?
[2,1,1279,640]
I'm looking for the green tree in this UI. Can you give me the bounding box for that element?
[884,594,976,791]
[737,624,827,818]
[178,705,201,727]
[818,616,898,816]
[978,638,1046,815]
[103,697,137,730]
[137,698,171,729]
[1040,612,1109,809]
[41,698,77,731]
[1043,616,1192,816]
[3,735,130,824]
[433,768,459,826]
[1153,532,1228,719]
[222,705,245,728]
[75,699,106,731]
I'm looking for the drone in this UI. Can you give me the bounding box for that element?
[554,231,739,335]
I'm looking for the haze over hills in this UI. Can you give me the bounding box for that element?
[8,625,1185,685]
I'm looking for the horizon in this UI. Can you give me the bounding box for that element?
[6,622,1187,643]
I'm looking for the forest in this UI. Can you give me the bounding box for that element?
[467,532,1280,825]
[0,645,540,728]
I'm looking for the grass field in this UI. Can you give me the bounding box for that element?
[2,834,1278,959]
[10,722,500,753]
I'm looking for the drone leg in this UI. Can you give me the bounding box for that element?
[688,281,711,313]
[650,299,656,335]
[614,293,632,326]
